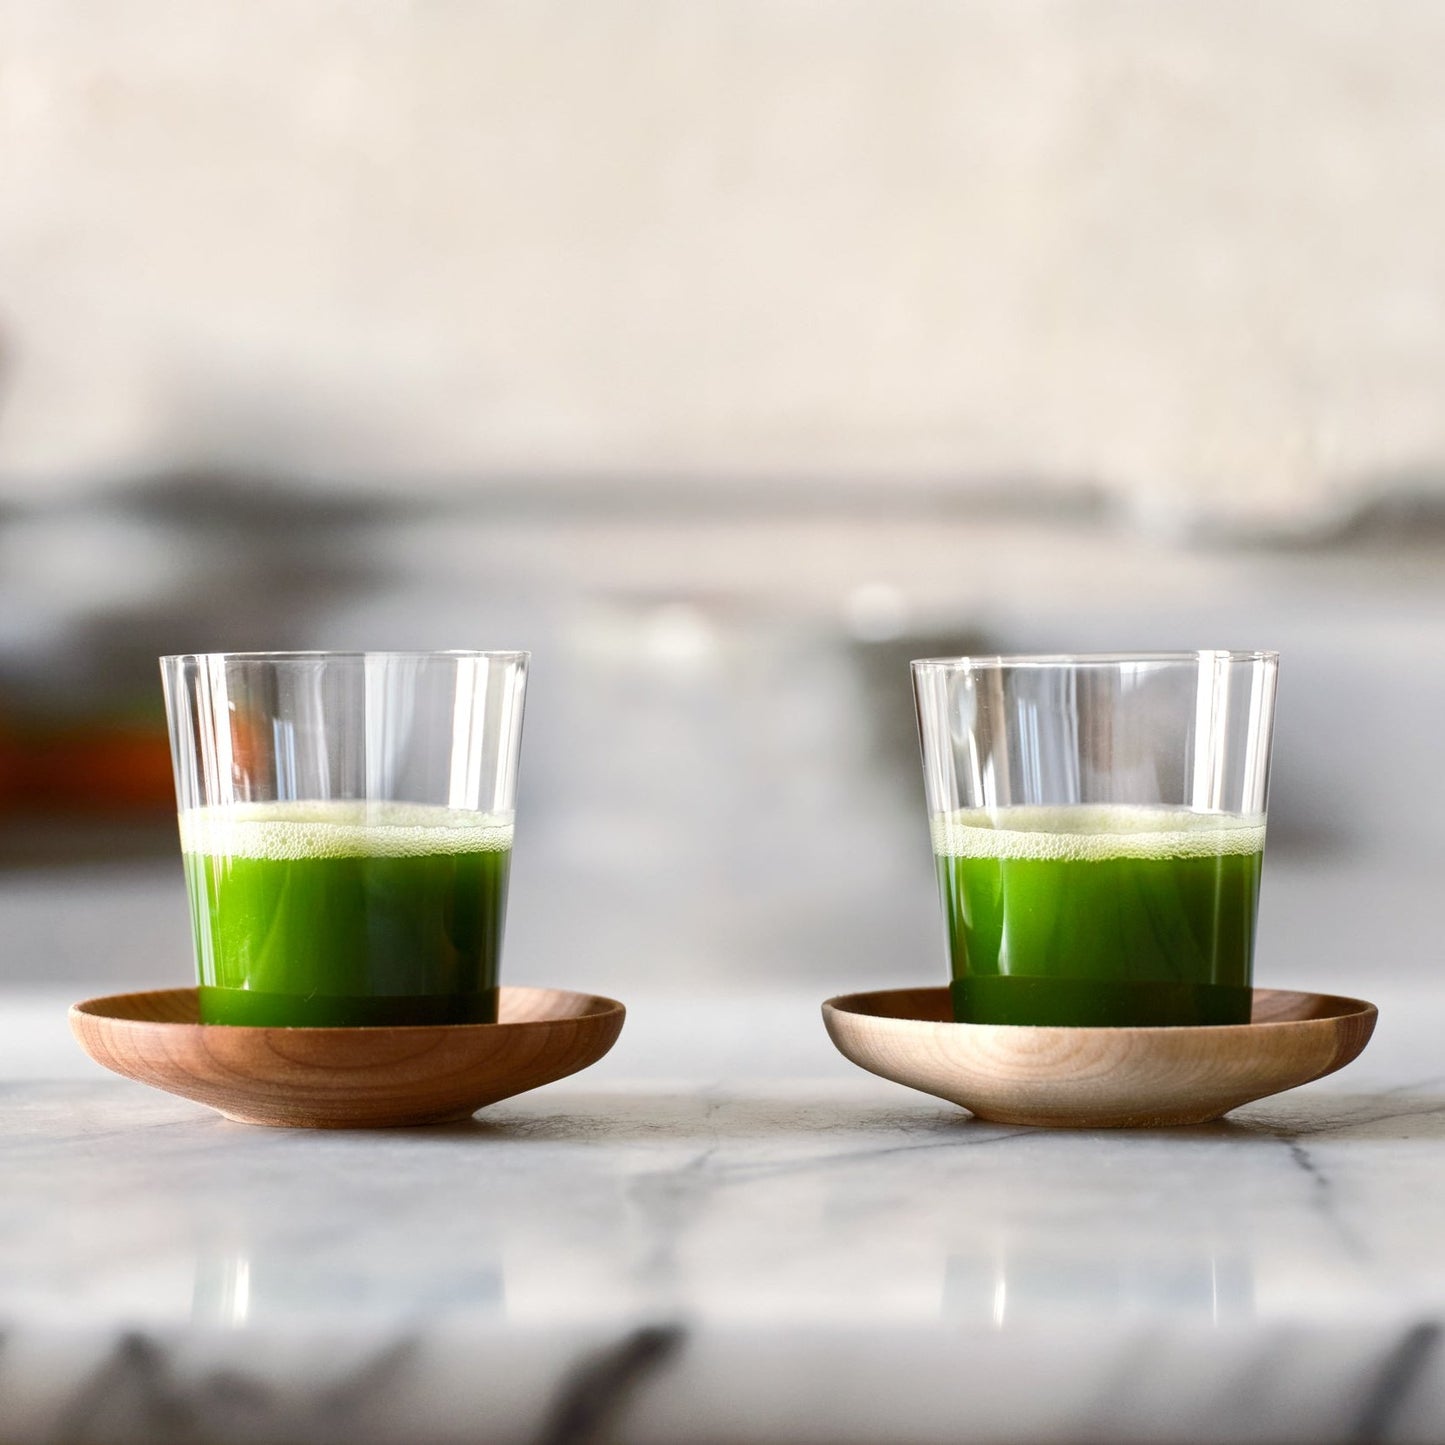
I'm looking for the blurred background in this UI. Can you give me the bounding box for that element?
[0,0,1442,1001]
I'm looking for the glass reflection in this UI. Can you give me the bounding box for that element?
[944,1232,1253,1329]
[189,1207,505,1328]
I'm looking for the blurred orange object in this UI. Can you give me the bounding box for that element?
[0,719,15,811]
[0,718,175,816]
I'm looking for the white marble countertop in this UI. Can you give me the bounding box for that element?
[2,967,1443,1445]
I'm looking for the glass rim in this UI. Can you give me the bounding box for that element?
[911,649,1277,670]
[161,650,530,664]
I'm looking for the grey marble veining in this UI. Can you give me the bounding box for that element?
[1,979,1444,1443]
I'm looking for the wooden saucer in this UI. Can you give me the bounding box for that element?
[821,986,1377,1128]
[70,986,625,1129]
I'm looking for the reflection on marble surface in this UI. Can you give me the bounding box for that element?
[941,1231,1255,1330]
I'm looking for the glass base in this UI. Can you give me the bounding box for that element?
[197,985,499,1028]
[950,976,1252,1028]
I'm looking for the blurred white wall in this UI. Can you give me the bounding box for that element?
[2,1,1444,533]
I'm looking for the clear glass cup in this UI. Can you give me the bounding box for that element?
[161,651,528,1027]
[911,651,1278,1027]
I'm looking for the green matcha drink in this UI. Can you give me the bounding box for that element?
[933,805,1265,1028]
[180,800,512,1027]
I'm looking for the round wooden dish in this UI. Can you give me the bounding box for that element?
[71,985,625,1129]
[822,986,1377,1128]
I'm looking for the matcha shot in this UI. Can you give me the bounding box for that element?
[181,801,512,1027]
[933,805,1264,1028]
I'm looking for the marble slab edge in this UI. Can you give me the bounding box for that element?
[2,1319,1442,1444]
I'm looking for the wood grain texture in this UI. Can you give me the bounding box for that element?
[70,986,625,1129]
[821,987,1377,1128]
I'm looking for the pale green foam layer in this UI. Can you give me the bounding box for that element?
[931,805,1265,862]
[180,800,513,860]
